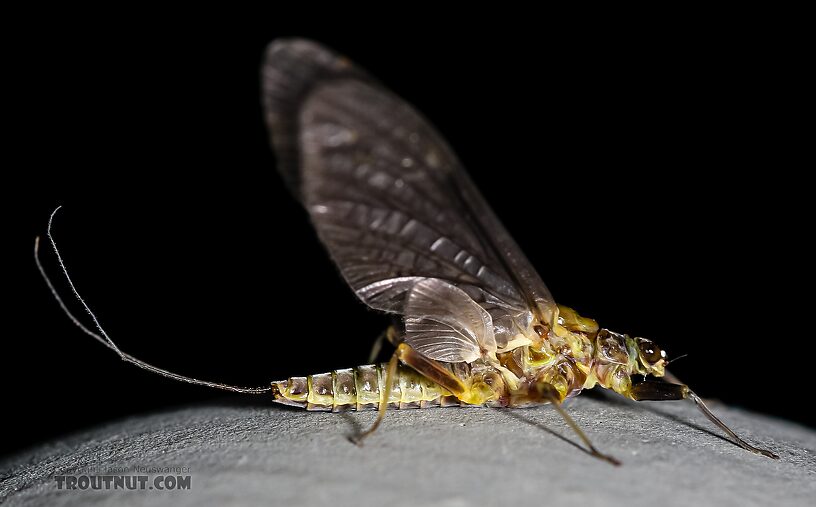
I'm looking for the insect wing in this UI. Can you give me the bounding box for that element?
[262,39,557,353]
[404,278,497,362]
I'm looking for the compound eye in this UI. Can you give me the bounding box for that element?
[636,337,664,364]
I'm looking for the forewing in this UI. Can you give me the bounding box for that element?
[262,39,557,349]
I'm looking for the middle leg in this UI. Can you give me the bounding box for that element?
[533,382,621,466]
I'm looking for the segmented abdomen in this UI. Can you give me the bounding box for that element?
[271,362,460,411]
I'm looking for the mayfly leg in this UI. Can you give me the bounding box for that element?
[367,329,388,364]
[351,343,467,445]
[367,325,400,364]
[349,347,400,446]
[630,381,779,459]
[535,383,621,466]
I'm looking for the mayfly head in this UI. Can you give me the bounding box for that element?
[591,329,668,395]
[594,330,668,376]
[633,336,668,377]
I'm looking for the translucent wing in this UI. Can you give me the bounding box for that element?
[404,278,497,362]
[262,39,557,353]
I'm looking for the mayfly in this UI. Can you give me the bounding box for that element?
[36,38,778,465]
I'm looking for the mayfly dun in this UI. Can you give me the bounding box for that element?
[36,38,778,465]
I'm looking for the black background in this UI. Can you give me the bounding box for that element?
[4,17,811,457]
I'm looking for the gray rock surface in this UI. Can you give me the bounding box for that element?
[1,394,814,506]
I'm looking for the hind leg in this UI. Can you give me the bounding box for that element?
[351,343,482,445]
